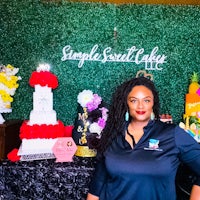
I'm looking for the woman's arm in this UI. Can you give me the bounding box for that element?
[190,185,200,200]
[175,126,200,200]
[86,193,99,200]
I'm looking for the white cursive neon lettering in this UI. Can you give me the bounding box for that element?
[61,44,167,70]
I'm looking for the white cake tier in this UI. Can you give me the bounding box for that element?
[33,85,53,111]
[18,138,58,155]
[29,110,57,125]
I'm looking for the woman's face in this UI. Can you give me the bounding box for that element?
[127,85,154,122]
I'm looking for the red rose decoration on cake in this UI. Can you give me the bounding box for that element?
[7,148,20,162]
[29,64,58,89]
[20,120,65,139]
[29,71,58,89]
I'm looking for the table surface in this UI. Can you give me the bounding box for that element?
[0,157,196,200]
[0,156,96,200]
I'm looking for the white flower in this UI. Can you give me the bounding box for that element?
[77,90,94,108]
[5,66,19,76]
[89,122,102,135]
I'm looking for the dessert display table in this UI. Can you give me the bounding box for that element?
[0,157,95,200]
[0,156,195,200]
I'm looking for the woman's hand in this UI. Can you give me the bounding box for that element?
[190,185,200,200]
[86,193,99,200]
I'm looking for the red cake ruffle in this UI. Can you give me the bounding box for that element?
[20,120,65,139]
[29,71,58,89]
[7,148,20,162]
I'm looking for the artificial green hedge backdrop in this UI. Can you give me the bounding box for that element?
[0,0,199,125]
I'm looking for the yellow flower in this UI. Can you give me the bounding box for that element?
[0,90,13,102]
[0,64,20,109]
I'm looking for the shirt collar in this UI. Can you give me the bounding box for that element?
[124,119,155,135]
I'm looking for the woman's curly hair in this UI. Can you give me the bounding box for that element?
[98,76,160,153]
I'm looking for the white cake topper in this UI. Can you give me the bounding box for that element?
[37,63,50,72]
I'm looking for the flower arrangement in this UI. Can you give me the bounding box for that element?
[76,90,108,149]
[0,64,21,110]
[0,64,21,123]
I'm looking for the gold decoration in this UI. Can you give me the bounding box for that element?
[75,145,97,157]
[136,70,153,81]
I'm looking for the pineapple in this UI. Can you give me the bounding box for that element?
[189,72,200,94]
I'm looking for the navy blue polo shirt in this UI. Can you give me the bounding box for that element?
[89,120,200,200]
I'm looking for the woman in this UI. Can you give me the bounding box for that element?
[87,76,200,200]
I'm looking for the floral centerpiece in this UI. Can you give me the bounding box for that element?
[0,64,21,123]
[72,90,108,157]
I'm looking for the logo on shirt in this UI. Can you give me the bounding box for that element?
[144,139,163,151]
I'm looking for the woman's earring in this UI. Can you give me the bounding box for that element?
[151,112,155,120]
[125,111,129,121]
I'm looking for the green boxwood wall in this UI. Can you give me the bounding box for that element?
[0,0,199,125]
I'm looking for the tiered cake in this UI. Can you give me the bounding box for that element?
[72,90,108,157]
[18,64,65,161]
[179,72,200,141]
